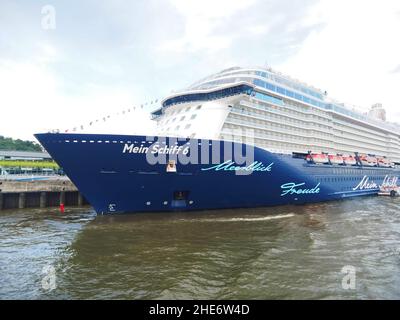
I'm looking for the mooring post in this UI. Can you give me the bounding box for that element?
[0,193,3,211]
[60,191,65,205]
[40,192,47,208]
[18,192,26,209]
[78,193,83,206]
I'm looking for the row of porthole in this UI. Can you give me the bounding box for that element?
[50,138,235,148]
[61,139,194,145]
[60,139,216,146]
[63,139,148,144]
[316,176,386,183]
[145,200,194,206]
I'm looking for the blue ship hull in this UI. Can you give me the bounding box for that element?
[35,133,400,214]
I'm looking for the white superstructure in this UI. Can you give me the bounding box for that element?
[152,66,400,162]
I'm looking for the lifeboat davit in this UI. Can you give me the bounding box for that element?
[343,155,357,166]
[359,155,377,167]
[306,153,329,164]
[328,154,344,165]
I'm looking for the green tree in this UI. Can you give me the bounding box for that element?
[0,135,42,152]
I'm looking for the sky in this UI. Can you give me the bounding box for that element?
[0,0,399,140]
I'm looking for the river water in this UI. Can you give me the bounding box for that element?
[1,196,400,299]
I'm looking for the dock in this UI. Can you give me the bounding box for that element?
[0,178,90,210]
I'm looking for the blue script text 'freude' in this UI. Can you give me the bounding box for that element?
[280,182,321,196]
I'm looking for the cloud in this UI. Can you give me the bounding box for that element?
[246,24,270,36]
[1,0,398,141]
[278,0,400,118]
[0,1,166,140]
[0,59,155,140]
[157,0,321,60]
[157,0,257,54]
[152,0,321,94]
[391,65,400,74]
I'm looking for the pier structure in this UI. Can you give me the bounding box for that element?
[0,178,89,210]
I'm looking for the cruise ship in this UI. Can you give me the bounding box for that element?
[35,66,400,214]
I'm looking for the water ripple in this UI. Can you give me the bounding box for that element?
[1,197,400,299]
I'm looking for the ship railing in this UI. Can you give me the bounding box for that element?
[239,100,334,129]
[230,121,388,155]
[224,119,390,155]
[230,108,333,135]
[240,100,394,146]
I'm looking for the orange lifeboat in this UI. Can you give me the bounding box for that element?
[359,154,377,167]
[306,153,329,164]
[377,157,392,168]
[343,155,357,166]
[328,154,344,165]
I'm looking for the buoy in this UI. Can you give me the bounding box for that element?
[60,203,65,213]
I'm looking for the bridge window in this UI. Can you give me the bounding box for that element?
[163,84,253,108]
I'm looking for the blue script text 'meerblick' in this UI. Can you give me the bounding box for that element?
[201,160,274,172]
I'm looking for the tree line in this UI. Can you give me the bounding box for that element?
[0,136,42,152]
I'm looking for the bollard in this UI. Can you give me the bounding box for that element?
[40,192,47,208]
[0,193,3,211]
[18,192,26,209]
[60,191,65,206]
[78,193,83,206]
